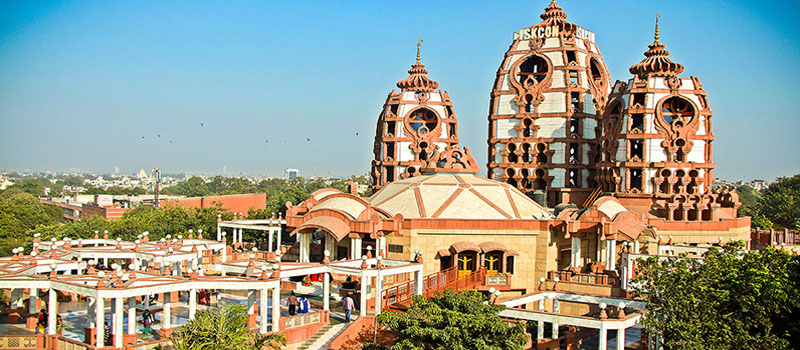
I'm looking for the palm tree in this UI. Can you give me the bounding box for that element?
[162,303,285,350]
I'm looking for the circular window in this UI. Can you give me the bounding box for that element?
[517,55,549,85]
[408,108,438,133]
[661,97,694,124]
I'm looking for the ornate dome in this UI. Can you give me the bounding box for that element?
[369,173,552,220]
[629,17,684,78]
[396,62,439,92]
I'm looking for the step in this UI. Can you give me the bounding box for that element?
[303,322,348,350]
[297,324,334,350]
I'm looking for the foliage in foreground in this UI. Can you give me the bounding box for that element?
[632,241,800,350]
[737,173,800,230]
[370,289,527,350]
[166,303,285,350]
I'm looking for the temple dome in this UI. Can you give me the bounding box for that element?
[369,173,552,220]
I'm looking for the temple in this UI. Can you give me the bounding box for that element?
[0,2,775,350]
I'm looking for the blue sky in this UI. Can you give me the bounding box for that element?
[1,0,798,181]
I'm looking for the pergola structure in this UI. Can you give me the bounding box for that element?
[0,230,423,349]
[216,215,285,252]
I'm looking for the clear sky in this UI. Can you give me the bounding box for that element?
[1,0,798,180]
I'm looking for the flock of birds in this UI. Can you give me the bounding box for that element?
[139,122,362,147]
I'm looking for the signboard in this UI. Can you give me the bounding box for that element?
[513,25,595,43]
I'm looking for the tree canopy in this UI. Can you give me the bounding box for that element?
[0,189,62,254]
[737,173,800,230]
[632,242,800,350]
[373,290,528,350]
[166,303,285,350]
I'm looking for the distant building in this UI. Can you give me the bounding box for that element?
[285,168,300,179]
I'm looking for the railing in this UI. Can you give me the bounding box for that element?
[380,267,487,310]
[485,273,511,287]
[281,310,328,330]
[0,335,42,349]
[56,337,92,350]
[547,270,617,286]
[751,228,800,246]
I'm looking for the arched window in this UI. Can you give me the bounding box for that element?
[408,108,438,133]
[517,55,549,85]
[589,58,604,86]
[661,97,694,124]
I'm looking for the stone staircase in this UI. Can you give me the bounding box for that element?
[296,320,348,350]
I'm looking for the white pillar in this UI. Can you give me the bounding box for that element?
[47,289,57,335]
[162,293,171,330]
[599,324,608,350]
[28,288,37,315]
[189,289,197,319]
[552,299,560,338]
[375,271,383,315]
[222,245,228,263]
[570,236,581,267]
[217,224,221,241]
[268,228,275,252]
[414,270,423,295]
[360,275,368,315]
[276,226,282,250]
[271,287,280,332]
[96,298,105,346]
[247,290,256,316]
[352,237,362,259]
[617,327,626,350]
[323,273,330,311]
[596,234,603,262]
[10,289,22,308]
[537,320,544,340]
[114,297,123,347]
[300,234,310,263]
[127,297,136,335]
[378,236,386,257]
[259,288,269,334]
[88,298,96,329]
[608,239,617,271]
[633,240,640,254]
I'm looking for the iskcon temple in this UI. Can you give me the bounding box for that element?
[0,2,777,350]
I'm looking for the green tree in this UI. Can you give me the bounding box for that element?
[632,242,800,350]
[757,174,800,230]
[168,177,211,197]
[373,290,528,350]
[0,189,62,254]
[166,303,285,350]
[8,178,55,197]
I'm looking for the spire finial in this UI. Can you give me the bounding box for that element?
[655,13,660,42]
[416,38,423,63]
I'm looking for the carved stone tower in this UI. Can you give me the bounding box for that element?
[371,42,461,189]
[486,1,611,207]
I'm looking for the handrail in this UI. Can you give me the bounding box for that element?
[381,267,486,309]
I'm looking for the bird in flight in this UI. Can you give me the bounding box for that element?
[265,140,269,143]
[169,140,173,144]
[141,136,145,139]
[157,134,161,137]
[200,122,204,127]
[306,138,311,141]
[356,132,359,136]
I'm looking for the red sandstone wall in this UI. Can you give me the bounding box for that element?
[161,193,267,213]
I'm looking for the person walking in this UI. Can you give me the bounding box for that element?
[287,291,299,316]
[103,322,112,346]
[142,309,154,335]
[343,294,354,322]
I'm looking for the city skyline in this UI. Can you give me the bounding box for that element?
[1,1,799,181]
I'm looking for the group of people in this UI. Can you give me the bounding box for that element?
[286,291,311,316]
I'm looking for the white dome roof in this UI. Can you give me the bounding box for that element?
[369,173,552,220]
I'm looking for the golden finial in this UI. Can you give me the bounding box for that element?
[416,38,423,63]
[655,13,660,42]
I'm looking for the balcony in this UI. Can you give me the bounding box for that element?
[547,270,621,297]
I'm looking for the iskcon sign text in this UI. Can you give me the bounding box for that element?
[513,25,595,43]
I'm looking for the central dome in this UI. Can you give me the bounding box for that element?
[369,173,552,220]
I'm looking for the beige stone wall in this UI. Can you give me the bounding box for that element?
[400,227,550,292]
[656,225,751,245]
